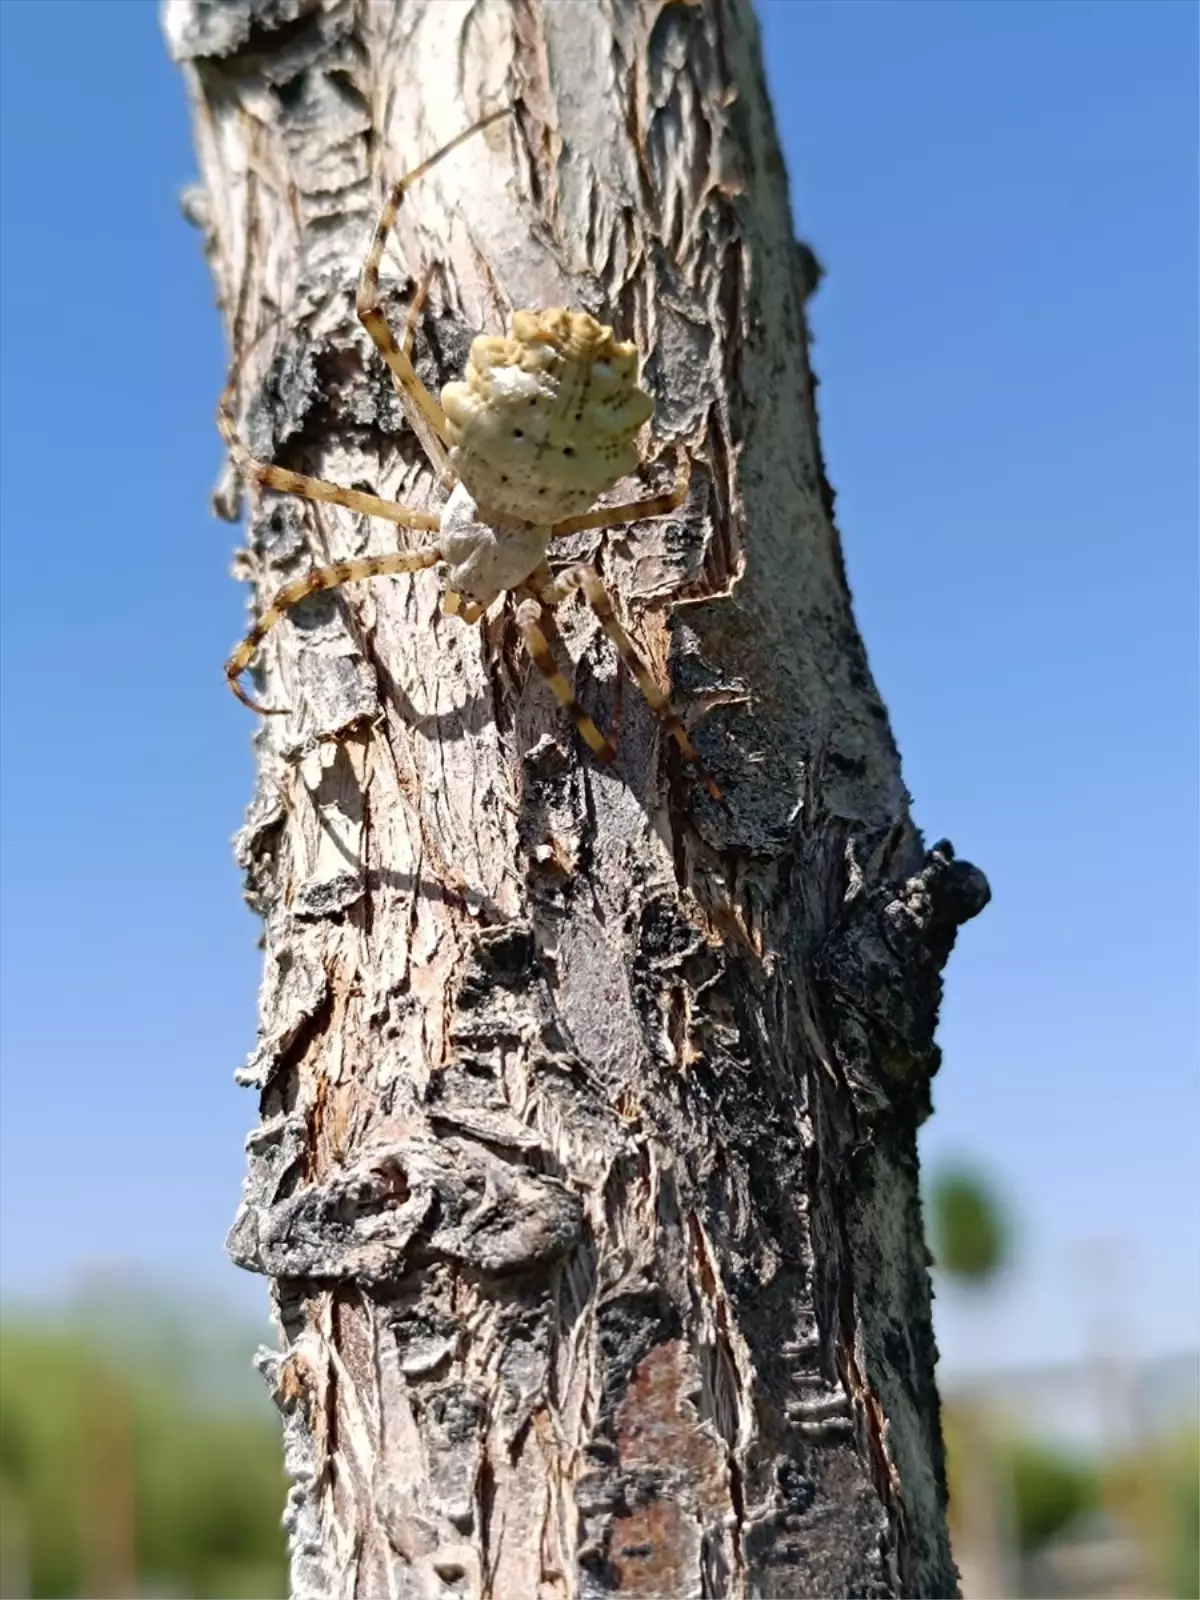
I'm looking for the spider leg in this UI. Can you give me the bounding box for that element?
[538,563,723,801]
[550,450,691,539]
[217,384,441,532]
[514,592,617,765]
[443,591,487,624]
[357,109,511,489]
[227,548,443,714]
[400,262,436,360]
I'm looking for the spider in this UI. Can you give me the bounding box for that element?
[221,109,722,803]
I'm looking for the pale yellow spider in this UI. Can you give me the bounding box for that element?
[221,110,721,801]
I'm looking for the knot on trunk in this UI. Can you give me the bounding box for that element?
[228,1115,583,1281]
[816,839,991,1123]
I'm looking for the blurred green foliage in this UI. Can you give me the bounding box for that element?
[0,1290,287,1599]
[943,1405,1101,1562]
[927,1165,1010,1285]
[1002,1437,1100,1552]
[3,1278,1192,1600]
[1106,1427,1200,1600]
[946,1409,1200,1598]
[1160,1432,1199,1600]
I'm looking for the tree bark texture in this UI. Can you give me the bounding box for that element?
[166,2,990,1595]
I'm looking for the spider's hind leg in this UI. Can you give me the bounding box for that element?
[539,563,723,802]
[443,591,487,625]
[514,593,616,765]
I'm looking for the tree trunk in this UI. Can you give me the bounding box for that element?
[165,2,989,1595]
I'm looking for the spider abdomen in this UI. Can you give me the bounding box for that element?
[441,308,655,525]
[438,482,551,608]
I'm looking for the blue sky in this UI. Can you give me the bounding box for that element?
[1,0,1195,1380]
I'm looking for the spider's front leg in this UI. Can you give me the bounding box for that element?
[537,563,723,802]
[356,109,511,490]
[217,386,444,711]
[218,379,443,534]
[226,547,444,714]
[549,449,691,540]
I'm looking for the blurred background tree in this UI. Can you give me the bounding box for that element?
[1002,1438,1099,1556]
[1104,1425,1199,1600]
[927,1160,1020,1595]
[928,1166,1010,1286]
[0,1282,286,1600]
[927,1163,1198,1598]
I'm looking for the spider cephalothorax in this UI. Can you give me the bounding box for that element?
[221,111,721,801]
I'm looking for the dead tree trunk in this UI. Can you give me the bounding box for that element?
[166,1,989,1594]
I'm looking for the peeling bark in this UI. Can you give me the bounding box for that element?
[165,2,989,1595]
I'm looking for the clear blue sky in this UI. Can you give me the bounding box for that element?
[1,0,1195,1379]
